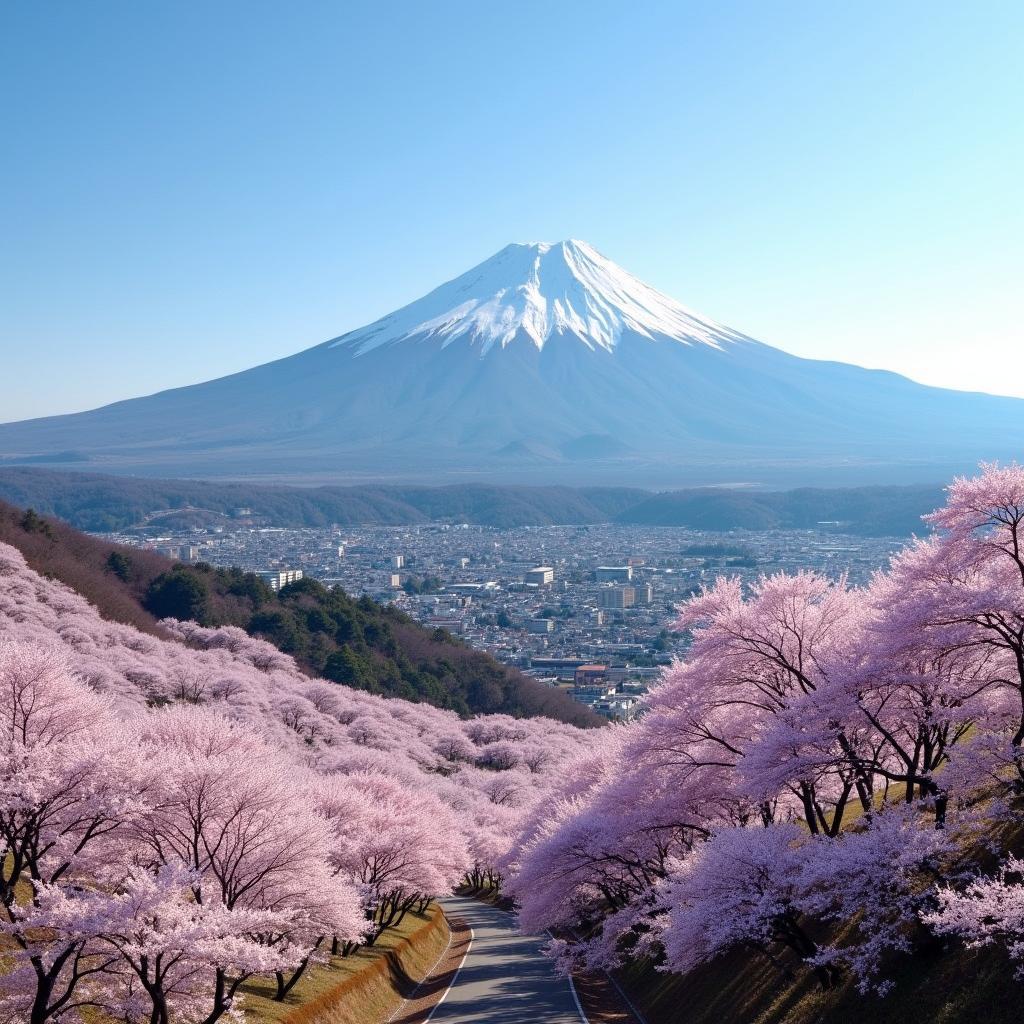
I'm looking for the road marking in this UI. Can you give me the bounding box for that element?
[603,972,649,1024]
[423,924,475,1023]
[567,972,590,1023]
[485,905,592,1023]
[544,928,590,1024]
[386,912,458,1023]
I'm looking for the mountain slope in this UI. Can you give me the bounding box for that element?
[2,240,1022,485]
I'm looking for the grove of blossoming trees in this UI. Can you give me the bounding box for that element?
[11,464,1024,1021]
[508,465,1024,999]
[0,541,592,1024]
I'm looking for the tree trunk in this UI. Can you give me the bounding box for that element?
[274,940,322,1001]
[148,990,171,1024]
[29,971,54,1024]
[811,962,843,991]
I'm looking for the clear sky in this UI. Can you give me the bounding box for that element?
[2,1,1022,421]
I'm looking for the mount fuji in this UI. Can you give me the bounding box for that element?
[2,240,1022,486]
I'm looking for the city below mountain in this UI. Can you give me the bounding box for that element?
[2,239,1022,486]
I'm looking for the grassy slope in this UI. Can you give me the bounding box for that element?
[615,815,1024,1024]
[618,938,1024,1024]
[241,905,448,1024]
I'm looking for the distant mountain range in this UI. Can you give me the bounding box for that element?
[0,467,947,537]
[2,239,1021,486]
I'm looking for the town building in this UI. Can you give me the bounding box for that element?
[574,663,608,686]
[595,565,633,582]
[424,614,467,634]
[598,586,636,609]
[529,657,588,678]
[525,566,555,586]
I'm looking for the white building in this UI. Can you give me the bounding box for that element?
[258,569,304,591]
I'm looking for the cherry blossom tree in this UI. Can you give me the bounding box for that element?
[925,854,1024,976]
[795,807,953,993]
[660,823,842,990]
[882,464,1024,786]
[0,642,153,1024]
[313,770,467,946]
[130,707,365,1019]
[670,572,874,835]
[848,571,999,824]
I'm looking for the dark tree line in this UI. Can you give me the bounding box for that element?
[140,565,598,722]
[0,467,946,536]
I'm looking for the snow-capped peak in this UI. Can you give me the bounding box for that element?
[329,239,748,356]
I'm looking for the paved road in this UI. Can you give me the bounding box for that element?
[429,895,586,1023]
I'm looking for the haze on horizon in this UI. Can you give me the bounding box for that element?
[1,1,1022,422]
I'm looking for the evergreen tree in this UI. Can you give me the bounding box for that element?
[144,569,211,624]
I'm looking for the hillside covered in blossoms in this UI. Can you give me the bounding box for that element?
[0,537,595,1024]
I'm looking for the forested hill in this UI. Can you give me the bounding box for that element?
[0,499,600,726]
[0,466,646,530]
[0,466,945,535]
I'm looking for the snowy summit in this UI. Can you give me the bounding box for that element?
[329,240,746,356]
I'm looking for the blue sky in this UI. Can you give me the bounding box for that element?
[2,1,1022,421]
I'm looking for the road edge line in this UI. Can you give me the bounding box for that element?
[385,910,456,1023]
[567,972,590,1024]
[544,928,590,1024]
[423,924,474,1022]
[471,899,592,1024]
[603,971,649,1024]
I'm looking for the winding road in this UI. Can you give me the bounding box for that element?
[427,895,587,1023]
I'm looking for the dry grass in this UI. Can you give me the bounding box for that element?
[242,905,449,1024]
